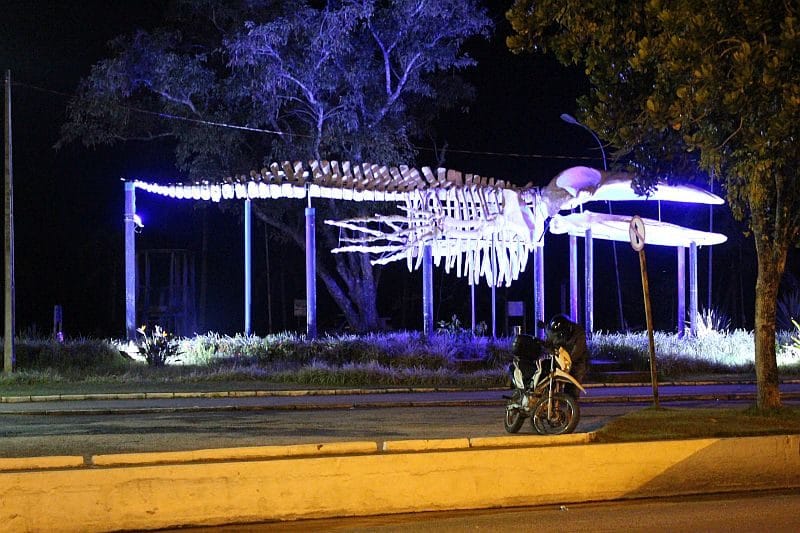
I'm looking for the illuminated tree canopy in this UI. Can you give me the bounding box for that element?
[507,0,800,409]
[59,0,492,332]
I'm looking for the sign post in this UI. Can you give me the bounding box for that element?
[629,216,659,408]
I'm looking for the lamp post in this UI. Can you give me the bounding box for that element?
[560,113,626,333]
[560,113,607,170]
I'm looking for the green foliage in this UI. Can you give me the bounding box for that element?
[58,0,492,333]
[6,329,800,394]
[137,325,182,367]
[595,406,800,443]
[507,0,800,406]
[777,289,800,331]
[508,1,800,221]
[690,307,732,337]
[12,337,128,375]
[436,314,465,334]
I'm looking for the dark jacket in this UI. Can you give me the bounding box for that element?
[545,319,588,397]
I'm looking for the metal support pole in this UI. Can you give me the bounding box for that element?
[53,305,63,342]
[4,70,15,373]
[305,206,317,339]
[491,282,497,338]
[244,199,252,336]
[607,202,625,331]
[569,234,578,322]
[534,246,545,337]
[490,236,497,338]
[708,204,713,310]
[470,282,476,334]
[422,244,433,336]
[491,235,497,339]
[689,241,698,337]
[124,181,137,341]
[584,228,593,337]
[677,246,686,338]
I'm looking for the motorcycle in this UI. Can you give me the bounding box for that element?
[504,334,586,435]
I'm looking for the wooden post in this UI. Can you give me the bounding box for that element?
[639,248,659,408]
[630,216,659,408]
[3,70,14,373]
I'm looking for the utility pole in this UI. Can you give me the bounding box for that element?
[4,70,16,374]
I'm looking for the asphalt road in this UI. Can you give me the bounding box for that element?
[2,383,799,457]
[172,489,800,532]
[0,403,628,457]
[4,392,795,458]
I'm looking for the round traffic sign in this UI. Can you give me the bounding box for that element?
[629,216,646,251]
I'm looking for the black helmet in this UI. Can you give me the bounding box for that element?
[546,314,574,341]
[512,334,542,360]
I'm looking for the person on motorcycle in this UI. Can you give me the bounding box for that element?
[543,314,589,399]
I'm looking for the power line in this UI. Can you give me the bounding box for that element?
[14,80,594,161]
[414,145,596,161]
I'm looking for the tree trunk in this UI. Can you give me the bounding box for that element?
[753,237,786,410]
[253,205,382,333]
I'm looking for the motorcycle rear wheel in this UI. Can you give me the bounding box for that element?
[504,390,526,433]
[531,392,579,435]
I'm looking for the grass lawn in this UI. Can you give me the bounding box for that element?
[595,406,800,442]
[2,330,800,443]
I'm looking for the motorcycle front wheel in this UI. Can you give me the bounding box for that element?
[504,390,526,433]
[531,392,579,435]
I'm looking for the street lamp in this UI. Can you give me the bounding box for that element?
[560,113,607,171]
[561,113,626,333]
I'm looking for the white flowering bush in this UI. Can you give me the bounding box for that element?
[137,325,181,367]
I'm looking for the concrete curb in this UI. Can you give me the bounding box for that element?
[4,380,800,404]
[3,392,800,417]
[1,433,797,532]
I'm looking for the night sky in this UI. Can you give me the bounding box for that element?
[0,1,772,339]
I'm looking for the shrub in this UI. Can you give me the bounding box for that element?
[12,337,128,374]
[137,325,181,367]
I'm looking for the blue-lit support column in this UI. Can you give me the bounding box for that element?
[491,237,497,338]
[491,283,497,338]
[689,241,698,337]
[584,228,593,337]
[422,244,433,336]
[677,246,686,338]
[569,235,578,322]
[124,181,137,341]
[534,246,545,337]
[470,282,476,334]
[244,199,252,336]
[305,205,317,339]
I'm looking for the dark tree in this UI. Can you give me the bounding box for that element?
[59,0,492,332]
[508,0,800,409]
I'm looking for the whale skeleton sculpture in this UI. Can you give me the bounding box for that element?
[323,164,725,286]
[134,160,726,287]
